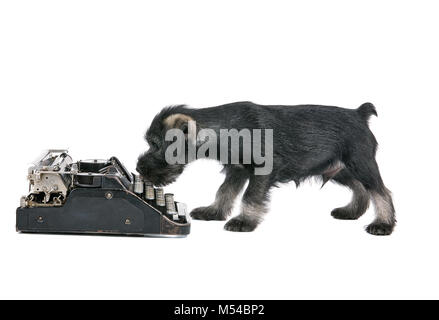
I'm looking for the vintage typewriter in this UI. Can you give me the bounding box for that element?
[16,150,190,237]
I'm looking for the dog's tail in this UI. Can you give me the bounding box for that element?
[356,102,377,123]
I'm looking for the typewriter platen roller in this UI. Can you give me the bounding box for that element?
[16,150,190,237]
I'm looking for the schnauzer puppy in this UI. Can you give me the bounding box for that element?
[137,101,395,235]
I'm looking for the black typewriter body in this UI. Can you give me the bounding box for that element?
[16,150,190,237]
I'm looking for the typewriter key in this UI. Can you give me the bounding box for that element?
[133,175,144,194]
[165,193,177,214]
[144,182,155,204]
[155,188,166,208]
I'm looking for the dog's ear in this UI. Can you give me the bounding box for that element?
[163,114,192,132]
[163,113,197,144]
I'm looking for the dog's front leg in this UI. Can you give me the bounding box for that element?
[224,174,273,232]
[190,165,249,221]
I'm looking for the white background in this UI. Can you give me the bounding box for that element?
[0,0,438,299]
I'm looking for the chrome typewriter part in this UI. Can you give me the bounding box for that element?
[25,150,73,207]
[17,150,190,237]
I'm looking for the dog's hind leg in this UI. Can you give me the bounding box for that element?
[366,187,395,235]
[224,174,273,232]
[348,158,396,235]
[190,165,249,221]
[330,169,370,220]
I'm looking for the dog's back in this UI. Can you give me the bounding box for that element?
[193,102,377,177]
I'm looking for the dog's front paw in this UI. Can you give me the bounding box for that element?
[366,221,394,236]
[190,206,227,221]
[331,207,361,220]
[224,216,257,232]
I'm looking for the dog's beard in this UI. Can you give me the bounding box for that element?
[139,164,184,187]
